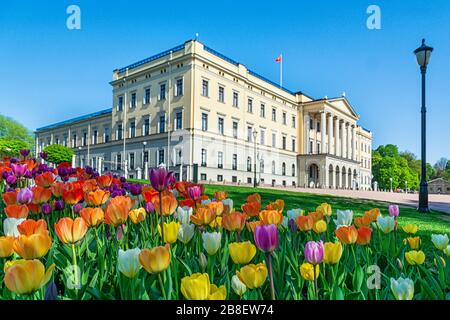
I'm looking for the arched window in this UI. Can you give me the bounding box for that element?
[292,164,296,177]
[260,159,264,173]
[272,161,276,174]
[247,157,252,172]
[282,162,286,176]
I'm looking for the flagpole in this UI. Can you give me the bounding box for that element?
[280,54,283,88]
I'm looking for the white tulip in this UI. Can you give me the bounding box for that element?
[118,248,141,278]
[176,206,193,224]
[201,199,211,206]
[222,199,234,211]
[334,210,353,228]
[282,208,302,228]
[231,275,247,296]
[202,231,222,256]
[431,234,449,251]
[3,218,26,237]
[376,215,396,234]
[178,223,195,244]
[390,277,414,300]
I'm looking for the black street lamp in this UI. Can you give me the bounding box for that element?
[252,130,258,188]
[414,39,433,213]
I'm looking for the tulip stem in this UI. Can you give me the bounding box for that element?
[158,272,167,300]
[313,263,319,300]
[266,253,276,300]
[71,243,79,295]
[159,192,165,245]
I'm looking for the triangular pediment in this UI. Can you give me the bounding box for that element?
[327,97,359,119]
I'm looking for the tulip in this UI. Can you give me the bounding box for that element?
[152,191,178,216]
[39,151,48,160]
[236,263,268,289]
[214,191,228,201]
[54,199,65,211]
[145,201,155,213]
[149,167,175,192]
[231,275,247,296]
[191,207,216,226]
[376,215,396,234]
[139,244,171,273]
[404,237,421,250]
[4,259,55,295]
[304,241,324,265]
[402,224,418,235]
[41,203,52,215]
[431,234,449,251]
[17,219,48,236]
[158,221,181,244]
[354,215,371,228]
[221,199,234,214]
[180,273,211,300]
[80,208,104,227]
[20,149,30,158]
[316,203,332,216]
[104,195,133,226]
[259,210,283,225]
[96,175,113,188]
[129,208,146,224]
[11,163,27,177]
[54,217,88,244]
[4,204,29,219]
[2,191,17,206]
[0,237,15,257]
[209,216,222,229]
[208,284,227,300]
[323,242,343,265]
[6,175,17,186]
[229,241,256,265]
[356,226,372,245]
[13,231,52,259]
[388,205,400,218]
[32,186,52,204]
[300,262,320,281]
[246,193,261,204]
[177,223,195,244]
[364,208,380,222]
[34,172,55,188]
[202,232,222,256]
[176,206,193,224]
[62,183,84,205]
[207,201,224,216]
[85,189,110,206]
[334,210,353,228]
[282,208,303,229]
[405,250,426,266]
[390,277,414,300]
[241,201,261,217]
[444,245,450,257]
[434,256,446,268]
[246,220,262,233]
[313,220,327,234]
[335,226,358,245]
[199,252,208,271]
[222,211,247,232]
[3,218,26,237]
[17,188,33,205]
[265,199,284,213]
[296,215,314,231]
[254,224,278,253]
[118,248,142,278]
[187,185,202,201]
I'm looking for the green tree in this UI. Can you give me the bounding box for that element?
[0,139,29,157]
[0,114,33,148]
[43,144,74,165]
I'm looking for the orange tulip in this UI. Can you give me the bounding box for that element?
[308,211,324,222]
[50,182,65,198]
[96,175,113,188]
[2,191,17,206]
[246,193,261,204]
[356,226,372,245]
[191,207,216,226]
[32,186,52,204]
[335,226,358,245]
[214,191,228,201]
[246,220,262,233]
[364,208,380,223]
[129,208,147,224]
[241,201,261,217]
[54,217,88,244]
[17,219,48,236]
[34,172,55,188]
[259,210,283,225]
[152,191,178,216]
[207,201,224,216]
[4,204,29,219]
[27,203,40,215]
[142,187,158,203]
[85,189,110,206]
[104,196,133,226]
[222,211,247,232]
[81,179,98,194]
[354,215,371,228]
[13,231,52,259]
[0,237,15,258]
[80,207,105,227]
[296,215,314,231]
[62,183,84,205]
[139,244,171,273]
[265,199,284,213]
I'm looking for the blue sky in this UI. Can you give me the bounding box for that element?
[0,0,449,163]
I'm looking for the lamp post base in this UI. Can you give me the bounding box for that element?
[418,182,429,213]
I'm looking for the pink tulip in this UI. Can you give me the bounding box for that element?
[304,241,324,265]
[388,205,400,218]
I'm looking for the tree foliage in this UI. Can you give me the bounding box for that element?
[0,139,29,157]
[43,144,74,165]
[0,114,33,148]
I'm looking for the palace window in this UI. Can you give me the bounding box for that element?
[144,88,151,104]
[218,86,225,102]
[282,136,287,150]
[116,154,121,170]
[233,92,239,107]
[232,154,237,170]
[260,130,265,145]
[282,112,287,125]
[292,164,296,176]
[118,96,123,111]
[175,112,182,130]
[131,92,136,108]
[292,115,296,128]
[159,84,166,100]
[159,115,166,133]
[292,139,296,152]
[129,121,136,138]
[218,152,223,169]
[218,117,224,135]
[232,121,238,138]
[176,78,183,96]
[158,149,165,165]
[202,80,209,97]
[272,108,276,121]
[272,133,276,148]
[118,124,124,140]
[260,104,265,118]
[272,161,276,174]
[247,98,253,113]
[247,157,252,172]
[201,113,208,131]
[247,126,252,142]
[282,163,286,176]
[143,118,150,136]
[201,149,207,166]
[129,153,135,170]
[92,130,98,144]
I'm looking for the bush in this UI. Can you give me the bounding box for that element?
[43,144,74,165]
[0,139,29,157]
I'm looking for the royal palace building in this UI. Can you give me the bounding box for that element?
[35,39,373,190]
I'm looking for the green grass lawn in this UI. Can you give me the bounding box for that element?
[204,184,450,241]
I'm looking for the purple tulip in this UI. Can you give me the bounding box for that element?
[45,282,58,300]
[6,175,17,186]
[129,183,142,196]
[10,158,18,164]
[17,188,33,204]
[58,167,68,177]
[20,149,30,158]
[23,170,32,179]
[39,151,48,160]
[145,201,155,213]
[188,185,202,201]
[149,167,175,192]
[73,203,83,214]
[54,199,65,211]
[288,219,297,233]
[2,171,10,180]
[304,241,324,265]
[119,177,126,183]
[85,166,93,175]
[42,203,53,215]
[388,205,400,218]
[254,224,279,253]
[116,224,124,241]
[10,163,27,177]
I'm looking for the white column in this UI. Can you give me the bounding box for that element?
[352,125,356,161]
[321,112,326,154]
[144,162,149,180]
[98,157,103,175]
[304,113,310,154]
[328,114,333,155]
[346,124,351,159]
[342,122,347,159]
[334,118,340,157]
[71,155,76,168]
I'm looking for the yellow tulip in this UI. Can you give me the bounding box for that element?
[402,224,418,235]
[4,259,55,295]
[13,231,52,260]
[129,208,146,224]
[208,284,227,300]
[158,221,181,244]
[300,262,320,281]
[0,237,15,258]
[323,242,343,265]
[228,241,256,265]
[139,244,171,273]
[181,273,211,300]
[316,203,332,216]
[404,237,421,250]
[236,263,267,289]
[405,250,426,266]
[313,220,327,234]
